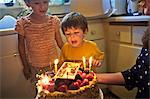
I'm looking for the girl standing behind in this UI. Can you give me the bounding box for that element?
[15,0,63,91]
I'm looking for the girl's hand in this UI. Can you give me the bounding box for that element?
[23,66,31,80]
[92,59,102,67]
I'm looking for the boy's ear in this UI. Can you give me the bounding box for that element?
[83,32,87,38]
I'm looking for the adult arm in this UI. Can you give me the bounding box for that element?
[96,72,125,85]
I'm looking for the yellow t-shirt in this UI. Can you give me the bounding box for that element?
[60,40,104,98]
[60,39,104,71]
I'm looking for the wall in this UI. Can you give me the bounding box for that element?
[70,0,111,17]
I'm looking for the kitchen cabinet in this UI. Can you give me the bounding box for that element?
[86,19,106,73]
[107,24,148,98]
[132,26,148,45]
[0,33,34,98]
[84,19,107,90]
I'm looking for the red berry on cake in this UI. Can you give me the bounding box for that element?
[57,85,68,92]
[86,73,94,81]
[43,84,49,90]
[48,82,55,92]
[81,72,86,79]
[69,81,80,90]
[80,78,89,87]
[76,79,82,85]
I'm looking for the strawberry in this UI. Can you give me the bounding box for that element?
[57,85,68,92]
[69,82,80,90]
[86,73,94,81]
[81,72,86,80]
[48,82,55,92]
[76,79,82,85]
[80,79,89,87]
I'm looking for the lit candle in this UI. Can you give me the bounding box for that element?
[82,56,86,69]
[42,75,49,85]
[89,56,93,70]
[54,59,59,73]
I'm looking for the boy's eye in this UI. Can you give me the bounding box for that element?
[34,2,39,5]
[74,32,80,35]
[43,1,48,4]
[65,32,81,38]
[65,34,71,36]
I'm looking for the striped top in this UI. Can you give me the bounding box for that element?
[15,15,60,67]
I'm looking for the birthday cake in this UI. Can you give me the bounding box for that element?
[36,62,97,98]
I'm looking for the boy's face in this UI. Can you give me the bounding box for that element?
[64,27,85,47]
[27,0,49,16]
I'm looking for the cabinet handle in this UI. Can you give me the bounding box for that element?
[116,32,120,36]
[90,30,96,35]
[13,53,18,57]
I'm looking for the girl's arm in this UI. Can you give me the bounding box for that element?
[18,34,31,80]
[96,72,125,85]
[55,29,64,49]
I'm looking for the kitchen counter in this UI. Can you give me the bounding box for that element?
[108,15,150,22]
[0,28,16,36]
[1,15,149,36]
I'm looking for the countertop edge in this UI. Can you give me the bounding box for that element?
[108,16,150,22]
[0,16,150,36]
[0,28,17,36]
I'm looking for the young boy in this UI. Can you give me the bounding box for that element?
[60,12,104,72]
[60,12,104,98]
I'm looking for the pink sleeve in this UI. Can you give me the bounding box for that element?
[15,18,25,36]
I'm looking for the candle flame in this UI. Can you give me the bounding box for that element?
[54,59,59,65]
[89,56,93,64]
[41,75,50,85]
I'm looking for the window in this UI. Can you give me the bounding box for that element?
[49,0,70,5]
[0,0,16,3]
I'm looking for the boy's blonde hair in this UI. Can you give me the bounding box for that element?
[61,12,88,35]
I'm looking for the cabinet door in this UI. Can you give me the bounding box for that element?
[109,42,141,71]
[93,39,106,73]
[109,26,131,43]
[0,34,18,57]
[85,19,104,40]
[0,34,34,98]
[109,42,141,98]
[132,26,148,45]
[1,55,34,98]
